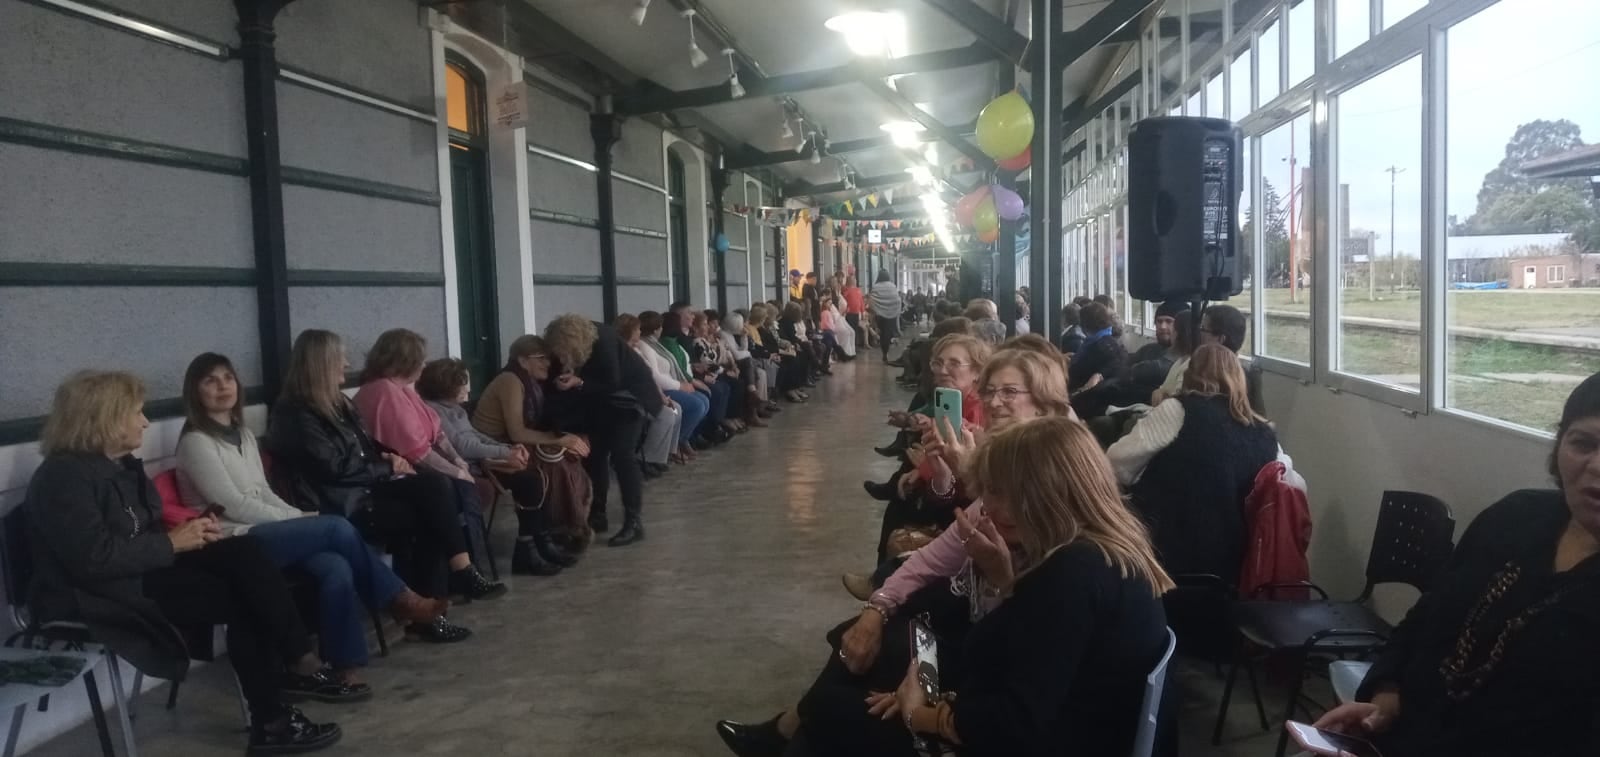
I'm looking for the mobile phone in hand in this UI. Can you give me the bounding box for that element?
[1286,721,1382,757]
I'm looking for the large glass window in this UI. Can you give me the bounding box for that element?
[1334,56,1423,391]
[1238,137,1255,357]
[1205,71,1224,118]
[1444,0,1600,432]
[1258,15,1282,104]
[1287,0,1316,88]
[1334,0,1371,58]
[1384,0,1429,30]
[1257,112,1312,364]
[1229,49,1251,120]
[1186,88,1202,117]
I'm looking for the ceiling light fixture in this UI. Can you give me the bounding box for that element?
[684,10,708,68]
[807,133,824,164]
[824,11,907,59]
[723,49,745,98]
[630,0,650,26]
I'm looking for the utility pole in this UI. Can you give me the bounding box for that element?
[1385,165,1406,294]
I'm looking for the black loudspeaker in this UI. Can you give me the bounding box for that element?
[1127,117,1244,302]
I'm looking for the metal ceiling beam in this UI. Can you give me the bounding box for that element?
[1059,71,1145,165]
[1053,0,1161,71]
[786,172,912,198]
[615,44,994,115]
[1102,15,1217,45]
[727,133,936,171]
[913,0,1031,68]
[862,79,994,170]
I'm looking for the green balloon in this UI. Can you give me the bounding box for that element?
[975,92,1035,161]
[972,196,999,233]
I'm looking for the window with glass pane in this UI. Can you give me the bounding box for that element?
[1238,137,1254,357]
[1257,112,1312,364]
[1334,56,1422,391]
[1258,15,1282,104]
[1384,0,1428,30]
[1335,0,1370,58]
[1186,89,1202,117]
[1229,50,1251,120]
[1444,0,1600,432]
[1205,73,1224,118]
[1287,0,1315,87]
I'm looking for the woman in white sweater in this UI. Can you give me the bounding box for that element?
[175,354,465,683]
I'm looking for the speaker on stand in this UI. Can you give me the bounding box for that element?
[1127,117,1244,344]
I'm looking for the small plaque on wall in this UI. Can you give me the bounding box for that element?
[493,83,528,129]
[867,229,882,244]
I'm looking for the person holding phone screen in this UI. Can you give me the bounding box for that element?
[1314,374,1600,756]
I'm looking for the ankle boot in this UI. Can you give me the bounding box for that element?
[511,539,563,576]
[387,589,449,624]
[518,508,578,567]
[607,517,645,547]
[714,715,787,757]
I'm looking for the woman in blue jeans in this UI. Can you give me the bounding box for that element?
[628,311,713,452]
[174,354,462,692]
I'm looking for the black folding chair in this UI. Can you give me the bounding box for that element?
[1212,491,1455,756]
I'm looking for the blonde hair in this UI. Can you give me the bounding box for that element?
[967,417,1174,596]
[283,329,348,421]
[543,314,598,372]
[746,304,769,328]
[1182,344,1264,425]
[360,328,427,384]
[931,334,993,372]
[980,349,1071,418]
[40,371,146,456]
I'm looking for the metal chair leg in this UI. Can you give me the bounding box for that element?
[370,607,389,657]
[1211,657,1242,746]
[126,669,143,722]
[231,671,251,731]
[81,671,117,757]
[164,681,180,711]
[1243,659,1270,731]
[1274,651,1310,757]
[4,702,27,757]
[105,657,140,757]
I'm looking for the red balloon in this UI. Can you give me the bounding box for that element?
[997,148,1031,172]
[978,227,1000,243]
[953,186,992,227]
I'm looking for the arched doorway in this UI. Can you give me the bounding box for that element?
[445,55,500,392]
[667,151,692,304]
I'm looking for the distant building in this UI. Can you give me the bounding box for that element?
[1444,233,1593,287]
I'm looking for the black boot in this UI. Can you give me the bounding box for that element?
[714,716,787,757]
[608,517,645,547]
[874,440,906,457]
[518,508,578,568]
[248,707,341,755]
[863,479,895,501]
[588,509,610,534]
[511,539,562,576]
[448,565,508,601]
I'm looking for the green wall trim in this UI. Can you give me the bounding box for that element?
[0,116,247,175]
[529,208,598,229]
[19,0,232,60]
[618,277,672,286]
[0,262,255,287]
[286,270,445,287]
[615,223,669,240]
[531,274,669,287]
[280,167,440,207]
[0,386,265,448]
[276,64,436,124]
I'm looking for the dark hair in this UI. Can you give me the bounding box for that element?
[1172,310,1196,357]
[668,301,693,314]
[416,358,470,402]
[361,328,427,384]
[1155,301,1187,320]
[1060,303,1081,327]
[1202,305,1248,353]
[876,269,892,283]
[615,313,641,341]
[1079,302,1114,332]
[638,310,665,336]
[1092,294,1115,310]
[931,316,974,339]
[181,352,242,436]
[1551,373,1600,479]
[1073,296,1092,308]
[703,309,721,323]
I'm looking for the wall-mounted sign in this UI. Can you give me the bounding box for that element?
[867,228,882,244]
[493,83,528,129]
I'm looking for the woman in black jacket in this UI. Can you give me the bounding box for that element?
[266,330,501,642]
[542,314,657,547]
[1316,373,1600,757]
[1068,302,1129,418]
[25,371,342,753]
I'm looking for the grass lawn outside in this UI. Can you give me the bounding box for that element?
[1255,287,1600,333]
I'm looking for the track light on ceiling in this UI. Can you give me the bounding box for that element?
[684,9,708,68]
[629,0,650,26]
[723,49,744,98]
[807,132,824,164]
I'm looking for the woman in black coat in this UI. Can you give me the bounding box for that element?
[1067,302,1128,418]
[266,330,502,641]
[25,371,342,753]
[1316,373,1600,756]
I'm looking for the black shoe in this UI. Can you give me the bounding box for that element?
[690,435,713,451]
[642,464,664,480]
[863,479,895,502]
[405,616,472,643]
[607,519,645,547]
[589,510,610,533]
[449,566,508,601]
[647,462,670,475]
[765,402,783,413]
[874,443,906,458]
[886,359,905,368]
[535,534,580,567]
[279,668,371,704]
[248,707,341,755]
[511,540,564,576]
[714,717,787,757]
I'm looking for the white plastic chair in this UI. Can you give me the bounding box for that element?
[1131,626,1178,757]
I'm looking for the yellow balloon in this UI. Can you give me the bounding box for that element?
[972,196,999,233]
[975,92,1035,161]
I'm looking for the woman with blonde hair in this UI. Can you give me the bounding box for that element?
[267,330,501,641]
[27,371,344,753]
[1108,343,1280,584]
[719,417,1171,757]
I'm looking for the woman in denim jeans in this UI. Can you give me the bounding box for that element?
[174,353,463,694]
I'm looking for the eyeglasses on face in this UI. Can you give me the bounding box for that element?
[928,359,973,371]
[978,386,1031,402]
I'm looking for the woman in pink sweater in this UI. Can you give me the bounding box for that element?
[715,347,1078,756]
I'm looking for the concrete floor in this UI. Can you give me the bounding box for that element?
[30,343,1299,756]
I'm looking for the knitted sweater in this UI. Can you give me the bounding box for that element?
[175,427,302,536]
[426,400,515,464]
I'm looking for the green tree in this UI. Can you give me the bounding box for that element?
[1462,119,1600,248]
[1243,179,1292,280]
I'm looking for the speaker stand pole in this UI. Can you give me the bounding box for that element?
[995,65,1019,336]
[1029,0,1063,340]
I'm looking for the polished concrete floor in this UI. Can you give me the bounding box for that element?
[30,339,1296,756]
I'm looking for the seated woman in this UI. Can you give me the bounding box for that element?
[749,304,807,403]
[720,416,1172,757]
[661,311,734,443]
[1068,302,1129,418]
[614,314,685,471]
[716,311,770,428]
[635,310,714,452]
[1315,373,1600,756]
[814,293,844,362]
[417,356,575,577]
[1108,344,1278,585]
[692,310,747,436]
[267,329,504,637]
[470,335,596,563]
[176,353,458,686]
[963,299,1007,345]
[777,302,822,384]
[27,371,343,753]
[821,293,856,361]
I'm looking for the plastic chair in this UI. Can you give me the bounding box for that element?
[1213,491,1455,756]
[0,508,137,757]
[1329,660,1373,705]
[1130,627,1177,757]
